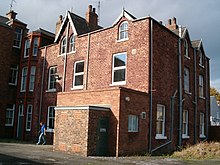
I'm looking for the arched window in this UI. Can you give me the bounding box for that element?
[119,21,128,40]
[60,37,66,54]
[69,35,75,52]
[184,39,189,58]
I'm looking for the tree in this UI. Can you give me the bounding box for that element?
[210,87,220,102]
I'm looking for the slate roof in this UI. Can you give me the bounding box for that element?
[0,15,9,24]
[33,28,55,38]
[191,40,201,48]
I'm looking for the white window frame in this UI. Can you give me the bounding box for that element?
[118,21,128,41]
[20,67,28,92]
[72,60,84,89]
[199,75,204,97]
[200,113,205,138]
[24,39,30,58]
[69,34,76,53]
[26,104,32,131]
[13,28,23,48]
[48,66,57,91]
[128,115,138,132]
[5,104,15,126]
[47,106,55,132]
[156,104,167,139]
[32,37,39,56]
[182,110,189,138]
[184,67,190,93]
[29,66,36,92]
[8,64,18,85]
[60,37,67,55]
[112,53,127,85]
[184,39,189,58]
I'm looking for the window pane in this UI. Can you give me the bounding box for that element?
[74,75,83,86]
[114,54,126,67]
[114,69,125,82]
[76,62,84,73]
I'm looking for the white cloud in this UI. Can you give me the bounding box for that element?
[211,79,220,92]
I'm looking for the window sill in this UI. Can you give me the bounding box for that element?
[128,130,138,133]
[116,38,129,43]
[71,86,83,90]
[184,91,192,95]
[110,81,126,86]
[182,135,190,139]
[184,55,190,60]
[8,83,17,86]
[67,50,76,55]
[199,96,206,100]
[26,129,31,132]
[155,135,167,140]
[199,64,205,68]
[200,135,206,138]
[46,129,54,133]
[46,89,57,93]
[13,45,21,49]
[5,124,13,127]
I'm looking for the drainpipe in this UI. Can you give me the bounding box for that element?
[151,90,177,153]
[194,48,198,144]
[85,33,91,90]
[39,46,47,124]
[205,58,209,139]
[62,22,70,92]
[178,37,183,148]
[148,18,153,153]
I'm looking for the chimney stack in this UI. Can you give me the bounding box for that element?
[166,17,178,30]
[6,10,17,20]
[55,15,63,35]
[86,5,98,30]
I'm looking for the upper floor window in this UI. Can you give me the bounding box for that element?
[5,104,15,126]
[184,39,189,58]
[29,66,36,91]
[128,115,138,132]
[199,75,204,97]
[48,66,57,91]
[182,110,189,138]
[33,37,39,56]
[184,67,190,93]
[200,113,205,138]
[13,28,22,48]
[24,39,30,58]
[199,50,204,67]
[119,21,128,40]
[73,61,84,89]
[9,64,18,85]
[156,104,166,139]
[26,104,32,131]
[60,37,67,54]
[47,106,55,132]
[20,67,28,92]
[69,35,75,52]
[112,53,127,85]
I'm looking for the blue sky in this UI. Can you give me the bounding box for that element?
[1,0,220,91]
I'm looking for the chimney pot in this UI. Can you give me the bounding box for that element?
[88,5,92,12]
[93,8,96,13]
[172,17,176,25]
[168,19,171,25]
[6,10,17,20]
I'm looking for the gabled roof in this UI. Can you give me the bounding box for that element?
[55,11,102,43]
[112,9,136,26]
[33,28,55,38]
[191,39,202,49]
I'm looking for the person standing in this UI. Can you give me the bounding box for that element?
[36,121,46,145]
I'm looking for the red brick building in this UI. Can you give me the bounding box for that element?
[35,6,210,156]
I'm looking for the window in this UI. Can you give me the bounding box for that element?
[9,64,18,85]
[184,67,190,93]
[156,104,166,139]
[199,51,203,66]
[33,37,39,56]
[73,61,84,89]
[200,113,205,138]
[69,35,75,52]
[29,66,36,91]
[112,53,127,85]
[199,75,204,97]
[184,39,189,58]
[24,39,30,58]
[60,37,67,54]
[119,21,128,40]
[21,67,28,92]
[47,106,55,132]
[26,104,32,131]
[48,66,57,91]
[5,104,15,126]
[128,115,138,132]
[13,28,22,48]
[182,110,189,138]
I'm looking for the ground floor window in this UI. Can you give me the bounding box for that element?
[200,113,205,138]
[26,104,32,131]
[5,104,15,126]
[128,115,138,132]
[47,106,55,132]
[156,104,167,139]
[182,110,189,138]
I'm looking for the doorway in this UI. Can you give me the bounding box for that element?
[17,104,24,139]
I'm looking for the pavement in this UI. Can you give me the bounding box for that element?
[0,141,220,165]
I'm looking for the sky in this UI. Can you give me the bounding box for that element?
[1,0,220,91]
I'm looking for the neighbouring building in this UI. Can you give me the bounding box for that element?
[210,96,220,126]
[0,5,210,157]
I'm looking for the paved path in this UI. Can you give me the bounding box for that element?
[0,142,220,164]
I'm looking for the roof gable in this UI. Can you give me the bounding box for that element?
[112,9,136,26]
